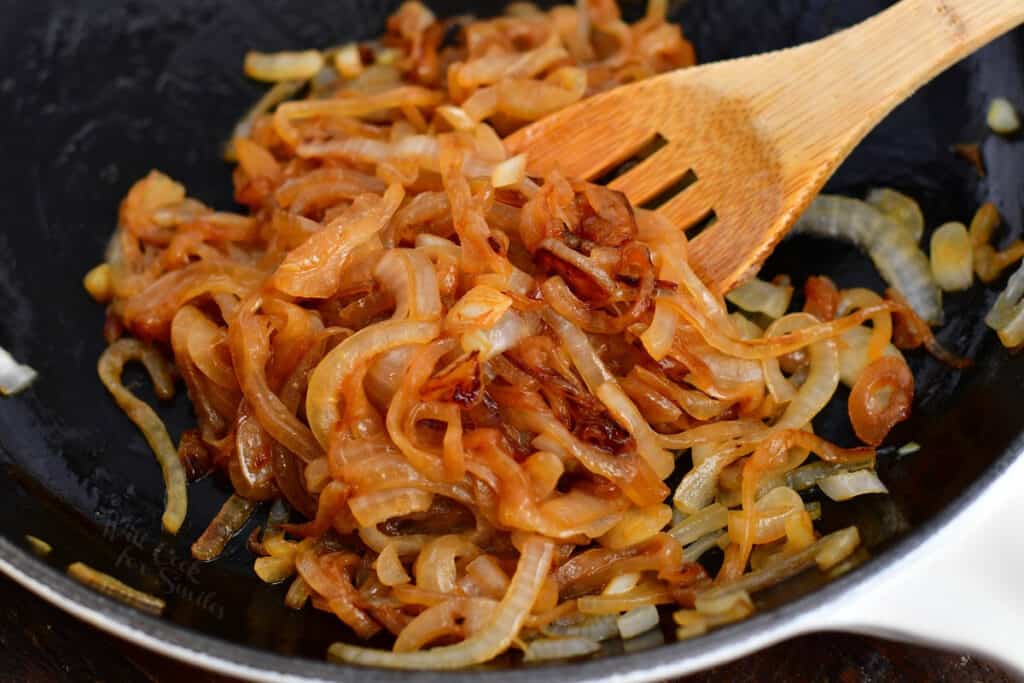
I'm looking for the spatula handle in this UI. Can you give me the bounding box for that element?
[761,0,1024,181]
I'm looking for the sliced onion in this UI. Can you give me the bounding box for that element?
[602,572,641,595]
[774,315,838,431]
[445,286,513,334]
[818,469,888,501]
[375,543,412,586]
[640,299,679,361]
[726,277,793,320]
[930,222,973,292]
[617,605,659,640]
[284,575,312,609]
[865,188,924,243]
[225,80,304,160]
[25,535,52,557]
[700,526,860,600]
[848,356,913,446]
[491,154,528,189]
[375,248,443,322]
[682,531,726,563]
[523,636,600,662]
[988,97,1021,135]
[348,488,434,527]
[784,459,873,492]
[328,536,553,669]
[306,320,441,448]
[255,554,298,584]
[814,526,860,570]
[333,43,364,79]
[83,263,113,303]
[436,105,476,132]
[191,494,257,561]
[462,310,537,360]
[98,339,186,534]
[793,195,943,324]
[543,615,619,642]
[667,503,729,546]
[837,325,904,388]
[273,184,404,298]
[986,260,1024,347]
[577,582,672,615]
[596,383,674,479]
[0,345,37,395]
[599,504,672,550]
[245,50,325,82]
[67,562,165,615]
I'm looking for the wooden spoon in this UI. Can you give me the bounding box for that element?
[506,0,1024,293]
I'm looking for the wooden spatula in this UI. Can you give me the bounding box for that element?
[505,0,1024,293]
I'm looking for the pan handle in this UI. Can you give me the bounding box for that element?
[808,449,1024,675]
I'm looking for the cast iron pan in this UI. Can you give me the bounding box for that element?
[0,0,1022,680]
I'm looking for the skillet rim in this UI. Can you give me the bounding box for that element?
[2,435,1021,683]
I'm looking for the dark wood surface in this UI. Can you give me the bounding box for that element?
[0,573,1016,683]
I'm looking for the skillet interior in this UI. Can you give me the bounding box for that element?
[0,0,1021,676]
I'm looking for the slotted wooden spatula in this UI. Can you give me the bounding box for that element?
[505,0,1024,293]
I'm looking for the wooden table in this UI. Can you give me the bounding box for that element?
[1,574,1015,683]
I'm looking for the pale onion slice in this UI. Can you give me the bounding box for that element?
[793,195,943,324]
[930,222,973,292]
[837,326,904,388]
[617,605,660,640]
[866,188,924,243]
[987,97,1021,135]
[668,503,729,546]
[245,50,325,82]
[83,263,113,303]
[726,277,793,320]
[682,531,726,563]
[602,572,641,595]
[491,154,528,189]
[523,637,601,662]
[814,526,861,570]
[284,575,312,609]
[640,299,679,361]
[0,345,37,396]
[543,615,619,642]
[68,562,165,615]
[818,469,889,502]
[254,554,298,584]
[328,537,553,669]
[436,105,477,132]
[784,459,874,492]
[985,260,1024,347]
[375,543,412,586]
[334,43,364,79]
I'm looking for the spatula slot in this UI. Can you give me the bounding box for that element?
[591,132,668,186]
[686,210,717,240]
[638,169,698,210]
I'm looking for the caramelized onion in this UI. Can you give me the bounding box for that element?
[848,357,914,446]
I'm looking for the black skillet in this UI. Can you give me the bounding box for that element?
[1,0,1022,680]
